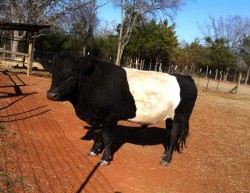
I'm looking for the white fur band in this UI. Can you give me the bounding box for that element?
[124,68,181,125]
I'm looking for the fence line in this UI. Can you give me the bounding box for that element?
[127,60,249,94]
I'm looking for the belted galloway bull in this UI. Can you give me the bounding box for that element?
[47,53,197,166]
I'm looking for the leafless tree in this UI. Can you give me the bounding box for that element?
[0,0,97,56]
[199,15,250,52]
[61,0,106,56]
[240,36,250,84]
[112,0,186,65]
[199,15,250,82]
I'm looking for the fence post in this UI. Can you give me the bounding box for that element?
[197,68,202,87]
[229,72,242,94]
[27,32,36,76]
[217,71,222,90]
[206,70,212,92]
[3,45,6,59]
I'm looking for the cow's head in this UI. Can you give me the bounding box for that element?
[47,53,79,101]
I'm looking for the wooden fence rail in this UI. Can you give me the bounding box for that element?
[0,49,30,57]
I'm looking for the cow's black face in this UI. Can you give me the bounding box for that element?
[47,53,78,101]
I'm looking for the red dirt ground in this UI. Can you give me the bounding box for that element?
[1,68,249,193]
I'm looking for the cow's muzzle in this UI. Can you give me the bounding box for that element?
[47,91,60,101]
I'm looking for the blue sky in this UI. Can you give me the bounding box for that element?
[98,0,250,43]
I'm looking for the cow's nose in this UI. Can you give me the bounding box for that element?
[47,91,59,101]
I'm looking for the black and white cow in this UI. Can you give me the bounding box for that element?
[47,53,197,166]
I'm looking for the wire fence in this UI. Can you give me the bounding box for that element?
[1,49,249,94]
[135,62,250,85]
[128,61,250,95]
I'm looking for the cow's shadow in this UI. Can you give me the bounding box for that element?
[81,124,168,159]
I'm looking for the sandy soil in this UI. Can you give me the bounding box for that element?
[0,66,250,193]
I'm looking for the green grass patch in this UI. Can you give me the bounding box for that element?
[0,170,27,193]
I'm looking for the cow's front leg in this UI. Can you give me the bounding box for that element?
[87,129,104,157]
[98,126,114,166]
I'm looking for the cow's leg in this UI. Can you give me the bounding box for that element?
[161,115,186,166]
[87,129,103,156]
[98,126,115,166]
[163,118,172,152]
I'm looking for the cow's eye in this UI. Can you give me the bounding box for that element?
[65,74,74,81]
[52,73,65,87]
[66,75,77,84]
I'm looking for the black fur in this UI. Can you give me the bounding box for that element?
[47,53,136,164]
[161,74,197,165]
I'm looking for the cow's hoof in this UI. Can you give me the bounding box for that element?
[87,150,98,157]
[160,160,170,166]
[160,154,170,166]
[98,159,110,166]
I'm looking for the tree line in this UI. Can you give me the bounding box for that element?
[0,1,250,83]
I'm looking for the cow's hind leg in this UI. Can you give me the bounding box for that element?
[98,125,116,166]
[87,129,104,157]
[161,115,187,166]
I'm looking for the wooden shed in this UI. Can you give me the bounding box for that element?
[0,22,50,76]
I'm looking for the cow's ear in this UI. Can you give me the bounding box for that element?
[77,55,95,75]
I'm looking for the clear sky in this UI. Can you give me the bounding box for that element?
[98,0,250,43]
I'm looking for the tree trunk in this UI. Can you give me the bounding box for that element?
[245,65,250,85]
[11,30,26,59]
[115,6,124,66]
[205,65,209,79]
[11,31,19,59]
[223,67,230,81]
[116,38,124,65]
[154,56,161,71]
[115,5,139,66]
[189,63,193,76]
[214,69,218,80]
[82,45,86,56]
[233,67,237,82]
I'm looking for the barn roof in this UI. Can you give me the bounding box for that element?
[0,22,50,32]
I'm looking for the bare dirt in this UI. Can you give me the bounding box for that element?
[0,66,250,193]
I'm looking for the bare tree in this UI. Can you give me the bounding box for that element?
[199,15,250,81]
[62,0,105,56]
[199,15,250,52]
[112,0,186,65]
[240,36,250,84]
[0,0,32,55]
[0,0,94,56]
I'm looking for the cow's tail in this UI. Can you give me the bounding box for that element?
[176,127,189,153]
[166,119,189,153]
